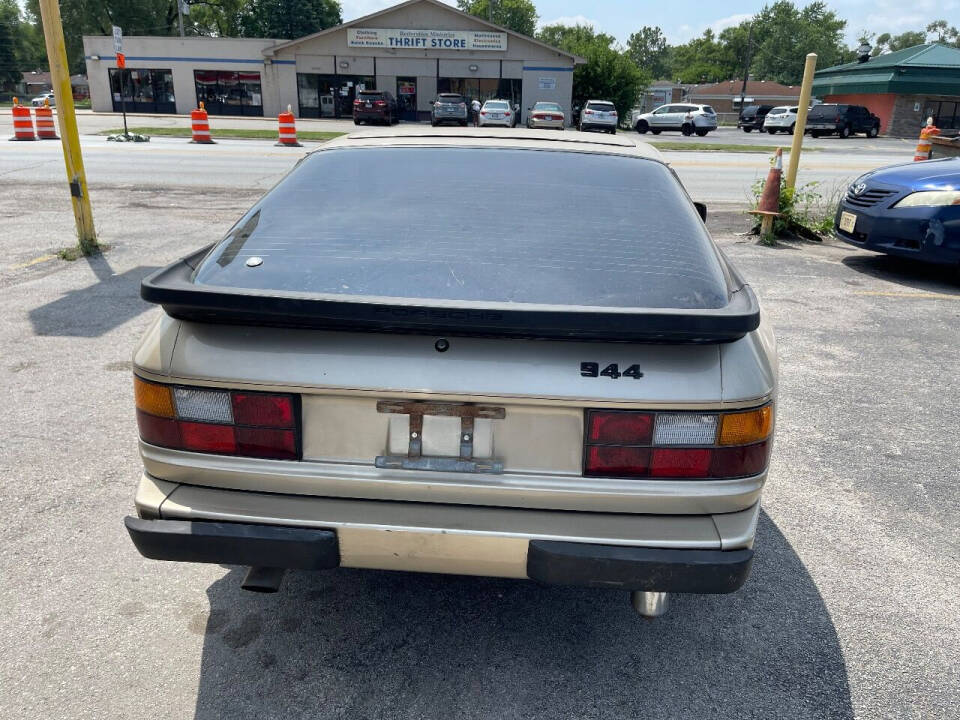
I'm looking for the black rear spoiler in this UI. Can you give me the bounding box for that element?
[141,246,761,344]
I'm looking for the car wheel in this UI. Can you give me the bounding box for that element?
[766,128,777,134]
[636,120,649,134]
[840,124,851,138]
[695,128,708,137]
[610,128,616,135]
[354,118,361,125]
[867,124,879,138]
[810,130,821,138]
[743,127,752,133]
[651,129,661,135]
[788,124,795,135]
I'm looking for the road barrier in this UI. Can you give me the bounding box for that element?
[276,105,302,147]
[190,102,214,144]
[913,117,940,162]
[749,147,783,239]
[10,98,36,141]
[34,100,59,140]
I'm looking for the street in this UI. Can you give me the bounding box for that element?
[1,122,958,720]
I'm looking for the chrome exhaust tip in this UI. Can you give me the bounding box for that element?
[631,591,669,618]
[241,566,285,593]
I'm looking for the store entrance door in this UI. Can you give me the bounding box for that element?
[397,77,417,121]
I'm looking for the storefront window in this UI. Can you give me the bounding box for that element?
[193,70,264,117]
[297,74,374,118]
[108,68,175,113]
[928,100,959,130]
[438,78,521,109]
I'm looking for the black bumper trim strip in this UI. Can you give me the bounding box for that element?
[527,540,753,593]
[124,517,340,570]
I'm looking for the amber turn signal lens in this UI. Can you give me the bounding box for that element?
[719,406,773,446]
[134,376,175,418]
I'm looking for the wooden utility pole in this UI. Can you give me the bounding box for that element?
[37,0,98,254]
[785,53,818,190]
[738,24,754,111]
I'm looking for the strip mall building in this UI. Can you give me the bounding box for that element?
[82,0,581,124]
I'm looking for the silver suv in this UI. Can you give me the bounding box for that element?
[635,103,718,137]
[578,100,619,134]
[430,93,468,126]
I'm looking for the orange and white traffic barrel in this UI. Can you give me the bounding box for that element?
[276,105,302,147]
[11,98,36,141]
[34,99,59,140]
[190,102,214,144]
[914,117,940,162]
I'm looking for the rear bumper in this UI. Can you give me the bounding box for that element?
[130,474,760,592]
[126,515,752,593]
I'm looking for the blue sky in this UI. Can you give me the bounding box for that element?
[342,0,960,46]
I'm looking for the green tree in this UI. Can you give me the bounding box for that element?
[240,0,341,39]
[536,23,649,120]
[189,0,250,37]
[626,26,670,79]
[749,2,847,84]
[873,31,927,54]
[669,29,737,83]
[1,0,47,85]
[925,20,959,44]
[456,0,538,37]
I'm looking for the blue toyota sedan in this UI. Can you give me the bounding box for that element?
[835,158,960,266]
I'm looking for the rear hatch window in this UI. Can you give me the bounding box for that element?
[145,146,758,341]
[437,95,464,104]
[587,102,616,112]
[194,148,727,308]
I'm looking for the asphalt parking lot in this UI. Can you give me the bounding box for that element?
[1,134,958,719]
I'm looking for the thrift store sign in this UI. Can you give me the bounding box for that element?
[348,28,507,51]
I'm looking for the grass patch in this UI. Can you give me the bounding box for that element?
[58,243,111,261]
[648,141,813,153]
[100,126,344,141]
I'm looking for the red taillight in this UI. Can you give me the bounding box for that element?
[480,111,487,116]
[588,411,653,444]
[134,377,299,460]
[504,111,511,116]
[584,109,594,115]
[232,393,294,428]
[584,407,773,479]
[374,100,387,107]
[353,99,362,105]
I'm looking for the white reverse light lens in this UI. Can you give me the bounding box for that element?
[173,387,234,424]
[654,414,718,445]
[894,190,960,208]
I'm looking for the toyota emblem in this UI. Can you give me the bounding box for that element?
[851,183,867,195]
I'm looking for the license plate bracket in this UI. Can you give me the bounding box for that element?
[375,401,505,474]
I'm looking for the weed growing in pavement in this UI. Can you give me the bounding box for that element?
[749,178,842,244]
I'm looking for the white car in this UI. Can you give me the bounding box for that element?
[762,106,799,134]
[478,99,516,127]
[31,92,56,107]
[578,100,618,133]
[635,104,718,137]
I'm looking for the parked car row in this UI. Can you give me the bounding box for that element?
[737,103,881,138]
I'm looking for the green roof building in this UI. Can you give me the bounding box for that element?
[812,43,960,137]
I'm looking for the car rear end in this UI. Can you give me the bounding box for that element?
[353,91,392,124]
[580,101,618,132]
[478,100,513,127]
[762,107,795,133]
[432,94,468,125]
[528,103,565,130]
[127,137,777,618]
[690,106,718,134]
[806,105,844,136]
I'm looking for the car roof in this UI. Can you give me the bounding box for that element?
[322,127,664,161]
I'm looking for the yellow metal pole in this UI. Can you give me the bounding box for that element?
[785,53,817,190]
[36,0,98,254]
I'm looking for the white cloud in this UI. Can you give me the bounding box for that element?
[538,15,600,30]
[666,13,753,44]
[709,13,753,35]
